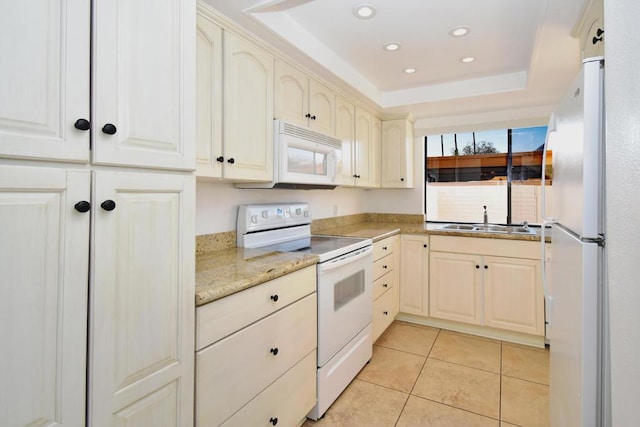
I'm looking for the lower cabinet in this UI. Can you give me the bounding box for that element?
[399,234,429,317]
[372,236,400,341]
[195,266,317,426]
[428,236,544,336]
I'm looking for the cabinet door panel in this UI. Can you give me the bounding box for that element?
[355,108,372,186]
[334,97,355,185]
[93,0,195,170]
[0,166,90,426]
[399,235,429,316]
[308,80,335,135]
[0,0,89,162]
[274,61,308,127]
[484,256,544,335]
[195,13,223,178]
[90,171,194,425]
[223,32,273,181]
[381,119,413,188]
[429,252,483,325]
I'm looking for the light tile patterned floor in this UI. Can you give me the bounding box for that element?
[304,321,549,427]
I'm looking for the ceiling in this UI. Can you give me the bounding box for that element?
[205,0,589,130]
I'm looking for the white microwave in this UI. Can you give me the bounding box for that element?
[236,120,341,189]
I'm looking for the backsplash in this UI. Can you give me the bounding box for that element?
[196,230,236,254]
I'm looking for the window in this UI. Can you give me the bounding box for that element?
[425,126,551,225]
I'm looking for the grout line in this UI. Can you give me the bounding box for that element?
[426,355,501,375]
[409,394,502,423]
[501,373,550,387]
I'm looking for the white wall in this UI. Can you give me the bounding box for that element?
[196,181,368,235]
[604,1,640,425]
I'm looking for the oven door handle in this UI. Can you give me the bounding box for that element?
[317,246,373,272]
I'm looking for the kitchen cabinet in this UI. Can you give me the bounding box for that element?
[0,0,194,170]
[195,9,223,178]
[372,236,400,342]
[89,171,195,425]
[274,60,336,135]
[381,118,414,188]
[222,31,274,181]
[576,0,604,58]
[429,236,544,336]
[334,96,356,185]
[196,266,317,426]
[0,165,90,426]
[399,234,430,317]
[334,103,381,188]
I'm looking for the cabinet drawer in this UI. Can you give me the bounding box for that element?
[373,236,398,261]
[373,271,395,300]
[373,253,395,279]
[196,265,316,350]
[373,286,397,342]
[196,293,317,426]
[221,350,316,427]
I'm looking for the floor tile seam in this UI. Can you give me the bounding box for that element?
[353,377,413,396]
[406,329,440,397]
[407,393,502,423]
[374,343,430,358]
[499,339,503,424]
[501,373,550,387]
[426,354,501,375]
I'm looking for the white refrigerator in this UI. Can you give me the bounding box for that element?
[541,57,609,427]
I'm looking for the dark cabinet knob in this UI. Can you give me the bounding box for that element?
[383,265,388,269]
[74,119,90,131]
[100,200,116,211]
[476,265,480,269]
[383,283,388,288]
[400,178,405,182]
[216,156,224,163]
[270,417,278,426]
[270,294,279,302]
[383,246,388,250]
[484,265,488,269]
[305,113,311,118]
[423,244,427,248]
[311,115,316,120]
[227,158,235,164]
[74,201,91,213]
[101,123,117,135]
[592,28,604,45]
[383,311,388,315]
[270,348,279,356]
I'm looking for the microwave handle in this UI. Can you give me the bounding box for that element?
[328,150,337,181]
[317,246,372,273]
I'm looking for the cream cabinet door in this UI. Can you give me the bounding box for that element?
[0,0,90,163]
[429,251,483,325]
[381,119,414,188]
[483,256,544,335]
[399,234,430,316]
[354,108,372,187]
[334,96,356,186]
[274,60,309,128]
[370,116,382,187]
[223,32,274,181]
[195,11,223,178]
[89,171,195,426]
[308,80,335,135]
[92,0,195,170]
[0,165,90,426]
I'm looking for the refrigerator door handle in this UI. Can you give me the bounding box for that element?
[540,222,555,327]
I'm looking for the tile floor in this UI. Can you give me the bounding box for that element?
[304,321,549,427]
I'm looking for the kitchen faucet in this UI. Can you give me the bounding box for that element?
[483,205,488,226]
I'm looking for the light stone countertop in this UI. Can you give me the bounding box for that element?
[316,221,547,242]
[195,247,319,307]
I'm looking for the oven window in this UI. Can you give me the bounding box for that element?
[334,270,364,311]
[288,147,328,175]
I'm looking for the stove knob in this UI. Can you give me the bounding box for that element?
[295,208,302,215]
[250,215,258,224]
[261,210,269,219]
[303,211,309,217]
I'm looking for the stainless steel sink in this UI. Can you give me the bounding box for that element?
[438,223,536,235]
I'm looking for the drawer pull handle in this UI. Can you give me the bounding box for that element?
[270,417,278,426]
[383,311,388,315]
[270,294,279,302]
[270,348,279,356]
[383,283,388,288]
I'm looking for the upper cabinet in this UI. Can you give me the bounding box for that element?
[274,60,335,135]
[353,107,381,188]
[381,118,414,188]
[0,0,195,170]
[334,96,356,186]
[0,0,90,163]
[195,11,223,178]
[576,0,604,58]
[222,32,274,182]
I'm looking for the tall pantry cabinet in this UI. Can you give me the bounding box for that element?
[0,0,196,426]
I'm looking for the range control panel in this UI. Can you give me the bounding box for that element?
[237,203,311,235]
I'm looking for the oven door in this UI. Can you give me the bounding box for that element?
[317,245,372,367]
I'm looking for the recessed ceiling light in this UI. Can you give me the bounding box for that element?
[353,4,376,19]
[384,43,400,51]
[404,68,417,74]
[461,56,475,63]
[450,26,470,37]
